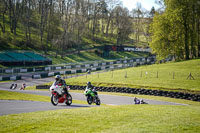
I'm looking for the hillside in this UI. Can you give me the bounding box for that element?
[49,50,149,64]
[66,59,200,94]
[0,15,148,52]
[0,13,149,66]
[0,0,150,59]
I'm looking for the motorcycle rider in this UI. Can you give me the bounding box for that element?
[86,82,97,96]
[84,81,100,105]
[20,83,26,90]
[10,83,17,89]
[53,75,69,95]
[134,97,140,104]
[86,81,92,89]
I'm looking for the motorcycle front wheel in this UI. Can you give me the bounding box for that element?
[96,97,101,105]
[87,95,93,105]
[51,94,58,106]
[65,94,72,106]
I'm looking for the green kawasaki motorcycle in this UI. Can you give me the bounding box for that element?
[84,87,101,105]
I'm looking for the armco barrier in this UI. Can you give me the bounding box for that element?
[36,85,51,89]
[32,61,143,79]
[1,56,157,76]
[35,85,200,102]
[0,76,21,81]
[65,70,71,74]
[32,75,41,79]
[40,73,49,78]
[4,56,157,81]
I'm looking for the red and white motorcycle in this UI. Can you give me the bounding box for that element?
[50,85,72,106]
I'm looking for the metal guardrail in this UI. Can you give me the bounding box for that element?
[0,56,156,74]
[0,55,157,81]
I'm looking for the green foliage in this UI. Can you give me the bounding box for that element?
[150,0,200,60]
[150,11,183,59]
[0,1,149,55]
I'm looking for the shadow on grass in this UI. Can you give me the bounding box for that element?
[58,104,98,108]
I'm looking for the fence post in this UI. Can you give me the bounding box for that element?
[125,71,127,78]
[157,71,158,78]
[140,71,142,78]
[187,72,195,80]
[112,71,113,78]
[12,67,13,76]
[173,72,175,79]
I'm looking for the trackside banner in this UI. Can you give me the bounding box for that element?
[124,47,151,52]
[103,45,151,52]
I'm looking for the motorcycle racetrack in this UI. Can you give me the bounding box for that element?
[0,77,187,116]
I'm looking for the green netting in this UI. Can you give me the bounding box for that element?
[5,52,33,61]
[24,52,47,61]
[0,53,14,61]
[0,51,50,62]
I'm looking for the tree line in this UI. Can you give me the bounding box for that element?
[2,0,198,61]
[0,0,156,57]
[150,0,200,60]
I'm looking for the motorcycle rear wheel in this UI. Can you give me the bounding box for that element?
[51,94,58,106]
[65,94,72,106]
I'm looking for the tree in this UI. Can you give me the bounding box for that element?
[0,0,8,35]
[131,2,143,44]
[113,6,132,45]
[21,0,33,46]
[150,0,200,60]
[150,6,155,18]
[105,0,120,37]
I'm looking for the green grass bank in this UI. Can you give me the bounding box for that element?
[1,87,200,132]
[0,103,200,133]
[65,59,200,94]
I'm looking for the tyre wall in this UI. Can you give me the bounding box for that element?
[36,85,200,102]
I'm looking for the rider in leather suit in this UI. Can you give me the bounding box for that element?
[53,75,69,95]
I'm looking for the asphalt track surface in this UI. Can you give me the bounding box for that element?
[0,77,187,115]
[0,100,96,115]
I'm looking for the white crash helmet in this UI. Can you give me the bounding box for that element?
[55,75,61,81]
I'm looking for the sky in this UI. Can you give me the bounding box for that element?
[121,0,160,11]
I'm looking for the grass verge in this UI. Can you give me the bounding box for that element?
[0,90,50,102]
[0,103,199,133]
[0,87,200,132]
[0,90,87,104]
